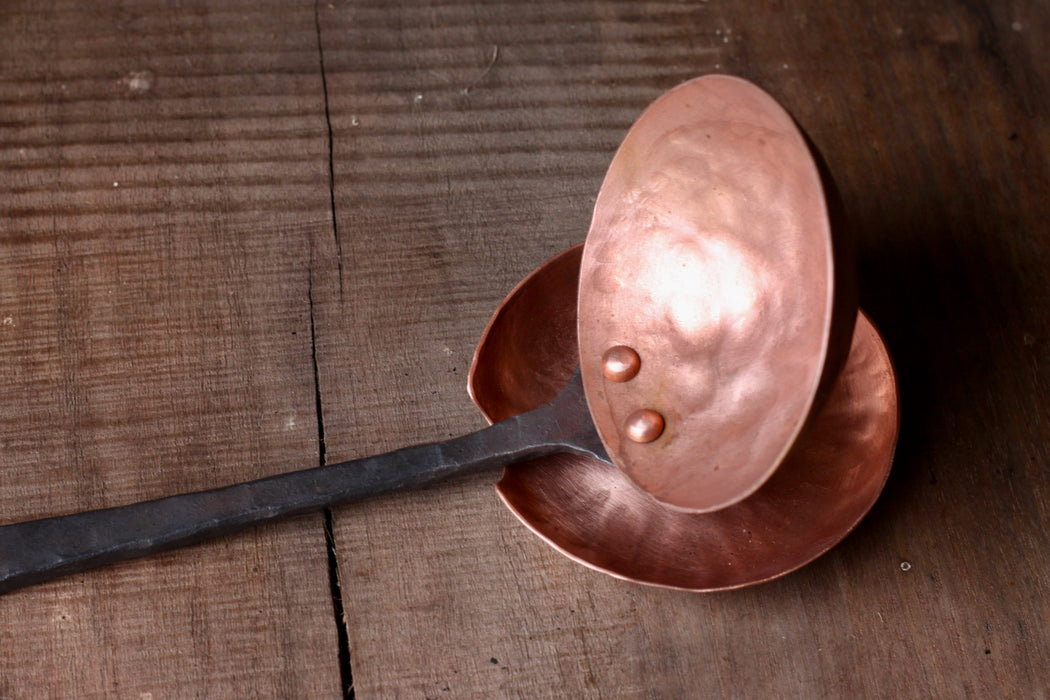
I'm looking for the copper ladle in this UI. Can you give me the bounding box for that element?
[0,75,899,594]
[473,75,898,589]
[471,245,898,591]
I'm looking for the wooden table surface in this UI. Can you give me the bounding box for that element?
[2,1,1048,697]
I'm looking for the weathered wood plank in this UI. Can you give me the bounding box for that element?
[0,1,343,696]
[2,0,1048,696]
[314,0,1050,697]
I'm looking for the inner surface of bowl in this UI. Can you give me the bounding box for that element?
[469,246,898,591]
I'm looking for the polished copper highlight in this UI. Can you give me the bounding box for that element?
[468,247,898,591]
[624,409,664,443]
[577,75,856,513]
[601,345,641,382]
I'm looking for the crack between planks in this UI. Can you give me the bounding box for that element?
[315,0,345,301]
[313,1,353,697]
[307,259,353,699]
[324,508,356,700]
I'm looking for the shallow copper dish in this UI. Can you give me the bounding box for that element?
[469,245,899,591]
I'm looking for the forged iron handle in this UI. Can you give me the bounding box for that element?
[0,371,606,595]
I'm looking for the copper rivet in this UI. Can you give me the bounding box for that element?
[602,345,641,382]
[625,409,664,443]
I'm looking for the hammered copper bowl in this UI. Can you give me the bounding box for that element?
[576,75,858,514]
[468,245,899,591]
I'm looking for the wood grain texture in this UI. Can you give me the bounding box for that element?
[1,0,1048,697]
[313,0,1050,698]
[0,1,343,696]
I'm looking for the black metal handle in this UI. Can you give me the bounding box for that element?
[0,420,532,594]
[0,370,606,595]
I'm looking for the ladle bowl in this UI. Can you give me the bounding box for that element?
[577,75,858,513]
[470,244,899,591]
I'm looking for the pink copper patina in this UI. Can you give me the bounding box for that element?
[468,245,898,591]
[468,75,894,589]
[577,75,857,512]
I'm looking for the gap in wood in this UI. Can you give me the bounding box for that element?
[315,0,344,299]
[310,5,354,694]
[325,508,355,699]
